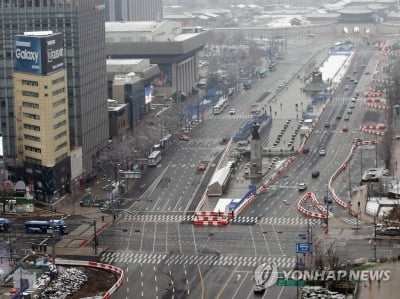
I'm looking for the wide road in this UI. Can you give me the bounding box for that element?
[101,40,389,299]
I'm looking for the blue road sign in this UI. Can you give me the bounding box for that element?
[296,242,312,254]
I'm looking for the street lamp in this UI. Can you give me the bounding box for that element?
[356,201,361,230]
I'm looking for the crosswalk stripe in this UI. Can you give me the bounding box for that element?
[100,251,295,269]
[122,213,320,226]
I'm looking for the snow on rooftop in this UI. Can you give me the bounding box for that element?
[175,33,198,41]
[105,21,162,32]
[107,59,144,65]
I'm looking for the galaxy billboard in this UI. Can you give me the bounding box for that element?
[14,32,64,75]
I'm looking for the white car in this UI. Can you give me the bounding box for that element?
[319,149,326,156]
[229,109,236,115]
[298,183,307,191]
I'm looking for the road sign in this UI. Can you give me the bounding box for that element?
[277,278,306,287]
[296,242,312,254]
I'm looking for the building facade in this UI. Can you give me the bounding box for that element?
[105,0,163,21]
[13,32,70,202]
[0,0,109,178]
[105,21,210,100]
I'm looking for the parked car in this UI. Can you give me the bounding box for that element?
[381,227,400,236]
[303,148,310,154]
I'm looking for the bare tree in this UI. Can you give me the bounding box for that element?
[312,242,350,272]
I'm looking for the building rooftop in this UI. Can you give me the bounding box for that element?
[105,21,163,32]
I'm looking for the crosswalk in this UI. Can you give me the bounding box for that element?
[209,114,255,120]
[122,213,320,226]
[100,251,295,269]
[340,217,365,226]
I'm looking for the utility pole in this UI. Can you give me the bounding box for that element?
[93,220,98,254]
[373,214,377,261]
[360,143,363,176]
[51,205,55,266]
[375,134,378,168]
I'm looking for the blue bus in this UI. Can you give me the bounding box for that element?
[0,218,11,233]
[24,219,68,235]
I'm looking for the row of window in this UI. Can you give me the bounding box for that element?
[53,109,66,118]
[52,87,65,96]
[24,120,67,131]
[21,79,38,87]
[24,123,40,131]
[55,153,67,164]
[25,142,67,154]
[52,77,65,85]
[25,145,41,153]
[54,130,67,140]
[24,134,40,142]
[22,99,65,109]
[25,156,42,165]
[22,90,39,97]
[25,153,67,168]
[54,119,66,130]
[22,112,40,120]
[53,98,66,107]
[55,142,67,152]
[22,101,39,109]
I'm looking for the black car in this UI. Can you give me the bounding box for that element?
[311,171,320,178]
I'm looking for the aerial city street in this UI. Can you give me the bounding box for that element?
[1,0,400,298]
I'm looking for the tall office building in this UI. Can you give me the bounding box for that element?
[105,0,163,21]
[14,32,70,201]
[0,0,109,177]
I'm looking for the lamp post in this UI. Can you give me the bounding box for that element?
[356,201,361,230]
[373,213,377,261]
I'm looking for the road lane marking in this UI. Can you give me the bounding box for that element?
[197,264,205,299]
[232,272,249,299]
[215,265,239,299]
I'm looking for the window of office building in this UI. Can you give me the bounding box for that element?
[23,112,40,120]
[52,87,65,96]
[54,120,66,130]
[25,145,41,153]
[55,142,67,152]
[23,123,40,131]
[22,90,39,97]
[24,134,41,142]
[21,79,39,87]
[52,76,65,85]
[22,101,39,109]
[53,109,66,118]
[53,98,66,107]
[54,130,67,140]
[25,156,42,165]
[55,153,67,164]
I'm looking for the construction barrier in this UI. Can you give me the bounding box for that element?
[297,192,331,219]
[54,259,124,299]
